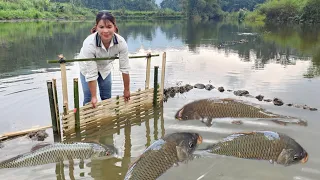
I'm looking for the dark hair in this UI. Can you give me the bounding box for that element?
[91,10,119,34]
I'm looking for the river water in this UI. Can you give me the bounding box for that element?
[0,20,319,180]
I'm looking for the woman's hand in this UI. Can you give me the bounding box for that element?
[91,96,98,108]
[124,89,130,102]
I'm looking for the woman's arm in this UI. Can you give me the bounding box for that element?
[122,73,130,101]
[118,38,131,101]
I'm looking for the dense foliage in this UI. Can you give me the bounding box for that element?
[244,0,320,24]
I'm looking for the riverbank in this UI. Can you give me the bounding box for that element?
[0,0,184,21]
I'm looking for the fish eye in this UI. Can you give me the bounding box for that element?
[293,155,300,161]
[189,142,194,148]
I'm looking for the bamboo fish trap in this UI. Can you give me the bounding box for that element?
[46,52,167,141]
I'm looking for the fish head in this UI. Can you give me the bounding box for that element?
[164,132,203,159]
[92,144,118,158]
[277,142,308,166]
[175,105,196,121]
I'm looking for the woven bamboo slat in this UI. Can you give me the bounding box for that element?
[78,101,155,131]
[64,105,159,138]
[61,90,161,131]
[64,106,160,140]
[79,91,155,119]
[79,95,154,121]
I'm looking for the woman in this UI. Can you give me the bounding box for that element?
[77,10,130,108]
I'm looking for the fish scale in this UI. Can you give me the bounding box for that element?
[0,142,109,168]
[125,141,179,180]
[176,98,281,121]
[124,132,201,180]
[206,131,302,163]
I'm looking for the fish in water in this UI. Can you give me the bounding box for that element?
[0,142,116,168]
[200,131,308,166]
[175,98,283,126]
[124,132,202,180]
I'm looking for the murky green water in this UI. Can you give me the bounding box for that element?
[0,20,320,180]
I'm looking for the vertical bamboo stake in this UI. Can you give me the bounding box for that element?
[145,117,151,147]
[116,95,120,135]
[160,106,165,138]
[74,78,80,136]
[47,80,59,139]
[160,52,166,103]
[58,54,69,112]
[145,54,151,89]
[52,79,61,135]
[153,66,159,107]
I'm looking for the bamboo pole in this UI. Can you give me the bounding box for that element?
[160,106,165,138]
[145,54,151,89]
[52,79,61,136]
[0,125,52,141]
[160,52,166,102]
[58,55,69,112]
[47,54,160,64]
[73,78,81,138]
[116,95,121,135]
[47,80,59,136]
[153,66,159,107]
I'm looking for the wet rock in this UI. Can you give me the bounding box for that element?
[286,103,293,106]
[178,86,186,94]
[173,86,180,93]
[273,98,284,106]
[303,105,309,110]
[205,84,214,91]
[194,83,206,89]
[294,104,302,108]
[28,130,49,141]
[310,107,318,111]
[231,120,243,125]
[227,89,233,92]
[264,99,272,102]
[185,84,193,92]
[169,90,176,98]
[218,87,225,92]
[255,95,264,101]
[233,90,249,96]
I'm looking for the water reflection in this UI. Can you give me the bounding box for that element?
[2,20,320,78]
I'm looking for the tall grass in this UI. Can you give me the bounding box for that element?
[0,0,95,20]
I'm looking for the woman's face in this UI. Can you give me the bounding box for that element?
[96,19,116,44]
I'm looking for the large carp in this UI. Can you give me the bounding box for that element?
[0,142,116,168]
[175,98,307,126]
[124,132,202,180]
[200,131,308,166]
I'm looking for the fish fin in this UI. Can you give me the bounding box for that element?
[204,118,213,127]
[234,131,256,136]
[176,146,189,162]
[30,142,52,152]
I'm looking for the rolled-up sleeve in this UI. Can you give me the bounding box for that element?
[78,41,98,82]
[118,41,130,74]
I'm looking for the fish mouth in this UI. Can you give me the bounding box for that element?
[300,153,309,164]
[197,135,203,145]
[175,108,184,120]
